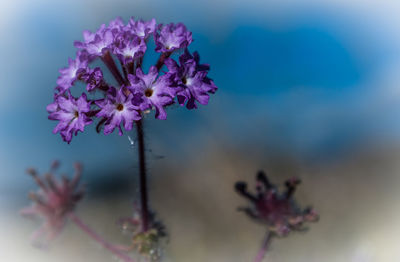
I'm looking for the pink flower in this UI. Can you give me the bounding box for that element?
[20,161,85,247]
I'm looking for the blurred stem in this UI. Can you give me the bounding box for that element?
[69,213,136,262]
[135,119,149,232]
[254,231,273,262]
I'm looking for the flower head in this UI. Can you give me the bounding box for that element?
[154,23,192,53]
[48,17,217,142]
[235,171,319,237]
[165,49,217,109]
[20,162,84,247]
[96,87,141,135]
[48,92,92,143]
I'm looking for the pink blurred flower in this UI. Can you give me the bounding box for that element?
[20,161,84,247]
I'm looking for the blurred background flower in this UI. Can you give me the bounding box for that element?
[1,0,400,261]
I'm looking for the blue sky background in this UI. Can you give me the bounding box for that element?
[1,0,400,193]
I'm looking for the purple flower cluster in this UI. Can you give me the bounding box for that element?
[235,171,319,237]
[48,17,217,143]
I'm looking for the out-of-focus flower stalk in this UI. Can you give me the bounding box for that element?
[21,162,140,261]
[254,232,272,262]
[69,213,136,262]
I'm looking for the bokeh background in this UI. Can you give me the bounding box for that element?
[1,0,400,261]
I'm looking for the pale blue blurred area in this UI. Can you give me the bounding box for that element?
[1,0,400,195]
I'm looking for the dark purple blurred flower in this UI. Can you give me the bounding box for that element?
[128,66,175,120]
[96,87,141,135]
[20,162,84,246]
[165,49,217,109]
[48,92,92,143]
[128,18,157,39]
[235,171,319,237]
[154,23,192,53]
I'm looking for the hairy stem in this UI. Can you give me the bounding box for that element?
[101,51,125,86]
[254,231,273,262]
[155,52,171,71]
[69,213,135,262]
[127,62,135,75]
[135,119,149,232]
[120,60,128,82]
[136,57,144,72]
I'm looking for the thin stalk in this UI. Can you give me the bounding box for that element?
[155,52,171,71]
[135,119,149,232]
[69,213,135,262]
[254,231,273,262]
[120,60,128,82]
[101,51,125,86]
[136,57,143,72]
[127,61,134,75]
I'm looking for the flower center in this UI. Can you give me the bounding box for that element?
[74,111,79,118]
[116,103,124,111]
[144,88,153,97]
[182,76,192,86]
[123,48,135,58]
